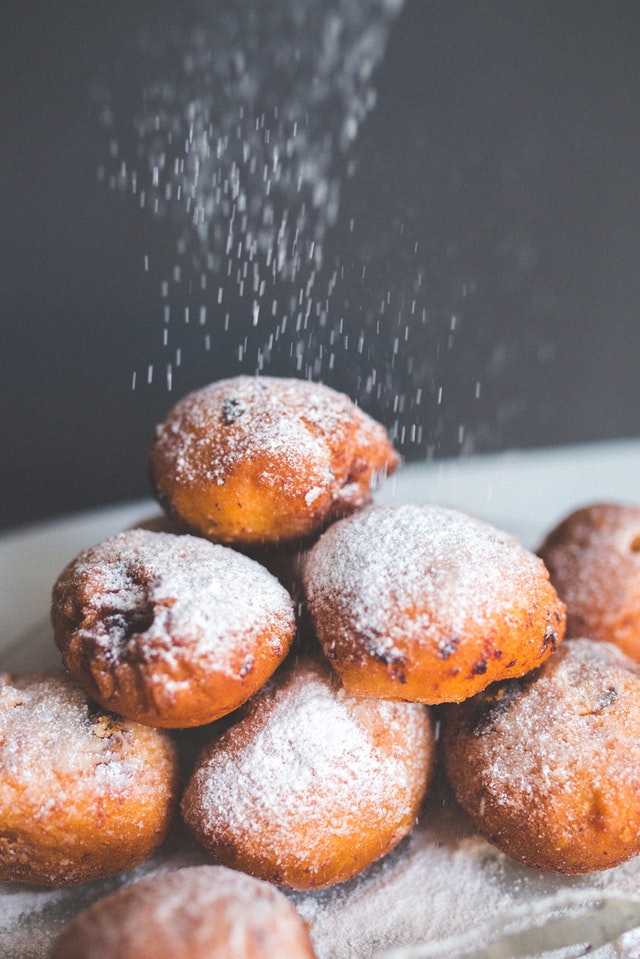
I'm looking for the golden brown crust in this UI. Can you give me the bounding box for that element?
[441,638,640,874]
[538,502,640,661]
[149,376,399,545]
[0,671,179,885]
[303,504,566,704]
[49,865,317,959]
[51,529,296,728]
[181,657,434,890]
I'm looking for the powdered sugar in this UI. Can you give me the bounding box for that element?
[53,528,295,675]
[0,673,142,800]
[538,503,640,658]
[50,865,315,959]
[182,659,431,882]
[464,638,640,807]
[0,670,178,889]
[152,375,394,496]
[94,1,404,391]
[304,503,550,657]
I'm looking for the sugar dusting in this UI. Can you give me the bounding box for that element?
[476,639,640,805]
[182,660,430,874]
[151,375,396,500]
[91,0,563,481]
[53,529,295,676]
[0,673,144,801]
[94,0,405,390]
[304,503,551,659]
[50,865,315,958]
[93,1,522,461]
[155,376,363,487]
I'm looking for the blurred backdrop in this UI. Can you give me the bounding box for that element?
[2,0,640,531]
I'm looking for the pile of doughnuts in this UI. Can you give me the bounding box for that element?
[4,375,640,956]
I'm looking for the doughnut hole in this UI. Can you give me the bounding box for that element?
[441,638,640,874]
[52,529,296,728]
[539,502,640,661]
[303,504,566,705]
[0,671,179,885]
[181,657,434,889]
[149,376,399,545]
[49,865,317,959]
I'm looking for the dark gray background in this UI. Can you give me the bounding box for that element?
[3,0,640,532]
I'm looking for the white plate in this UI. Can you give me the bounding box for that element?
[3,440,640,959]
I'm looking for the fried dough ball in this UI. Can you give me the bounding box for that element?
[49,865,317,959]
[538,502,640,661]
[0,671,179,885]
[302,504,566,704]
[52,529,296,728]
[181,657,434,890]
[149,376,399,545]
[441,638,640,874]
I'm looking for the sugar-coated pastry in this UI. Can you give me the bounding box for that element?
[181,656,434,889]
[52,529,296,728]
[302,504,566,704]
[538,502,640,661]
[149,375,399,545]
[441,638,640,874]
[0,671,179,886]
[49,864,317,959]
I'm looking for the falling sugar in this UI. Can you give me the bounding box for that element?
[95,0,557,461]
[95,0,405,401]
